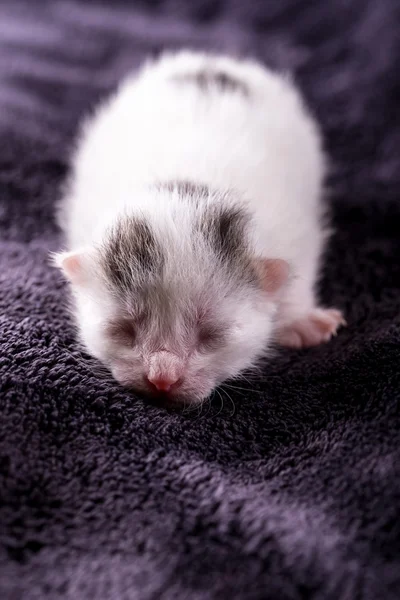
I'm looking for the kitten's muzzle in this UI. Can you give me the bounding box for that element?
[145,350,185,395]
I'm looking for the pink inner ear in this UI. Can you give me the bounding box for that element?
[55,251,85,284]
[255,258,290,295]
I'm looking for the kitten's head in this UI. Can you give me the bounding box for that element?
[55,184,289,405]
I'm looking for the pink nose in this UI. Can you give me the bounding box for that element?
[147,376,179,393]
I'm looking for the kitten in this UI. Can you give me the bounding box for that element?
[54,50,344,405]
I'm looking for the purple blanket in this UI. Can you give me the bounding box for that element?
[1,1,400,598]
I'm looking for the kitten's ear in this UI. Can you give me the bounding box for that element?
[52,250,89,286]
[253,258,290,297]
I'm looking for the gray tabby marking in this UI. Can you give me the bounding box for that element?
[155,180,211,200]
[100,215,163,292]
[171,69,249,95]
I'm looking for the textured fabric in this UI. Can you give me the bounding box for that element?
[1,1,400,598]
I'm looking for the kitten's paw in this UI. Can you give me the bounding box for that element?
[276,308,346,349]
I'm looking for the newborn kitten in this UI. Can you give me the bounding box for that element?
[54,50,345,405]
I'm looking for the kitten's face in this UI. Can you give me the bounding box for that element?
[55,199,288,405]
[71,277,277,405]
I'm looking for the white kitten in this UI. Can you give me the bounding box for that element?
[55,50,344,405]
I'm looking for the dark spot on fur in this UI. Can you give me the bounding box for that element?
[101,216,163,292]
[202,205,250,260]
[171,69,248,95]
[156,180,211,200]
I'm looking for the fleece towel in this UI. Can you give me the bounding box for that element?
[1,1,400,598]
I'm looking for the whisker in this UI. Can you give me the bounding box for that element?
[238,374,260,385]
[202,395,212,420]
[182,397,192,415]
[193,401,203,419]
[221,383,246,396]
[223,383,263,395]
[213,389,224,419]
[218,387,235,417]
[185,401,198,416]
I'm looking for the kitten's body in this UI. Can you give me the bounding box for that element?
[56,51,344,403]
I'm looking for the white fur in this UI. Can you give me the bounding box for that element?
[57,50,329,403]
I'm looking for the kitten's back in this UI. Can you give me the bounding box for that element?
[63,51,324,263]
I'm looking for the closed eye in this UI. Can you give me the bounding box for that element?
[107,319,136,346]
[198,325,226,351]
